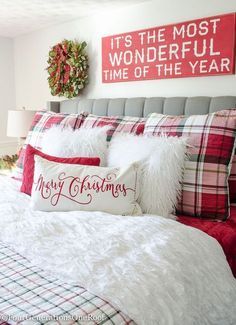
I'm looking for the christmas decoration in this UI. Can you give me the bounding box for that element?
[0,154,18,170]
[47,39,89,98]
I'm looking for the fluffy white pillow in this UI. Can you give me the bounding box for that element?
[31,156,142,216]
[41,126,110,166]
[108,134,188,218]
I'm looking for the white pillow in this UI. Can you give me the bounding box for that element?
[108,134,188,218]
[31,155,142,216]
[41,126,110,166]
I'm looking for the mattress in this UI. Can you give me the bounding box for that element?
[178,205,236,277]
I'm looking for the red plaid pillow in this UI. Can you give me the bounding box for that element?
[144,110,236,221]
[81,114,146,141]
[13,111,86,181]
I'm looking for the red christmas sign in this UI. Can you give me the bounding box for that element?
[102,13,236,83]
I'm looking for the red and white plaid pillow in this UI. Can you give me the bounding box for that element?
[81,114,146,141]
[144,110,236,221]
[13,111,86,181]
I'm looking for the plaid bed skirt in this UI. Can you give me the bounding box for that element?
[0,242,135,325]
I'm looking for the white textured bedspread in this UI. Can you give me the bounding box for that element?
[0,176,236,325]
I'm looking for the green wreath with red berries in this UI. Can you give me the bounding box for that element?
[47,39,89,99]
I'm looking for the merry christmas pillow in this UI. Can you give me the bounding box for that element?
[31,156,142,216]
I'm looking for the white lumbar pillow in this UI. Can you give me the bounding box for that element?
[41,125,110,166]
[31,155,142,216]
[108,134,188,218]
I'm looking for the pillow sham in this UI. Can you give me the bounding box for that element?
[21,145,100,196]
[13,111,86,181]
[41,126,110,166]
[31,156,141,216]
[81,114,146,141]
[108,134,187,218]
[144,110,236,221]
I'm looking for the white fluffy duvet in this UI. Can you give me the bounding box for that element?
[0,176,236,325]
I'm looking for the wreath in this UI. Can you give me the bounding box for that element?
[47,39,89,99]
[0,154,18,170]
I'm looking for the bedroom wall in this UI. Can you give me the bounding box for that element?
[0,37,16,155]
[14,0,236,110]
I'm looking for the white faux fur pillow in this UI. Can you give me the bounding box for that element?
[108,134,188,218]
[41,126,110,166]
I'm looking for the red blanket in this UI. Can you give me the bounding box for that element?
[178,205,236,277]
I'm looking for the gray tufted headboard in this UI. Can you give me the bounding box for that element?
[47,96,236,117]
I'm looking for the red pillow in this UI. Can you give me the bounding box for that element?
[20,145,100,196]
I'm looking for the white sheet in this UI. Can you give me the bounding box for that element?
[0,176,236,325]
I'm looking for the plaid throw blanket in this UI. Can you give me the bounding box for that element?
[0,242,134,325]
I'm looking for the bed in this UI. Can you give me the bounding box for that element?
[0,96,236,325]
[48,96,236,277]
